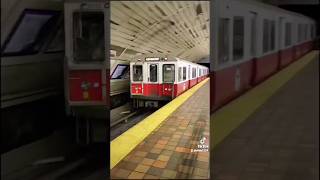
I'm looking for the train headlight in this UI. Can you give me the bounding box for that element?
[93,82,99,88]
[81,81,91,90]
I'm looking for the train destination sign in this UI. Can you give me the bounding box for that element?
[145,57,160,61]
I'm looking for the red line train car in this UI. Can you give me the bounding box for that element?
[210,0,317,112]
[130,54,209,108]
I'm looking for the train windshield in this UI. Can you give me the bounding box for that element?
[149,64,158,82]
[73,12,104,62]
[163,64,175,83]
[133,65,143,81]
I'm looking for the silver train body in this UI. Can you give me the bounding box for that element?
[1,0,64,108]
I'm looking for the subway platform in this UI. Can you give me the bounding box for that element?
[111,80,210,179]
[212,51,319,180]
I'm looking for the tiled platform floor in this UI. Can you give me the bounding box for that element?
[111,81,210,179]
[212,56,319,180]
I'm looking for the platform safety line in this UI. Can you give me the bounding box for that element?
[110,78,209,169]
[211,50,319,149]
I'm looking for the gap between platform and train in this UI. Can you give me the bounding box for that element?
[110,78,209,169]
[211,50,319,149]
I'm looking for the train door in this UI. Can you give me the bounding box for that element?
[162,64,175,98]
[147,63,159,97]
[188,65,191,88]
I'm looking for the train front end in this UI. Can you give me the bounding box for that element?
[64,1,108,119]
[130,56,176,108]
[64,1,108,143]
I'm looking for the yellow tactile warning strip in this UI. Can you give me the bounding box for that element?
[111,78,209,169]
[211,50,319,148]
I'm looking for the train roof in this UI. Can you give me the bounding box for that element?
[65,0,105,3]
[130,54,208,69]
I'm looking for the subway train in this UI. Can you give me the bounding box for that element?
[1,0,64,108]
[210,0,317,112]
[130,54,209,108]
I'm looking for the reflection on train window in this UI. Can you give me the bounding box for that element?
[1,9,60,56]
[285,23,292,47]
[233,16,244,61]
[45,24,65,53]
[183,67,186,81]
[133,65,143,81]
[111,64,129,79]
[73,12,104,62]
[218,18,230,64]
[149,64,158,82]
[163,64,175,83]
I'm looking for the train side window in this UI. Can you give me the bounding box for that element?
[192,68,196,78]
[1,9,60,56]
[311,25,315,38]
[270,20,275,51]
[250,12,257,56]
[285,23,291,47]
[111,64,129,79]
[233,16,244,61]
[149,64,158,82]
[263,19,275,53]
[298,24,303,42]
[163,64,175,83]
[133,65,143,81]
[263,19,269,53]
[45,24,65,53]
[183,67,187,81]
[218,18,230,64]
[313,24,316,38]
[305,24,308,40]
[73,12,105,62]
[178,67,182,82]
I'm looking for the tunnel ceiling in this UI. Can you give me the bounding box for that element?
[110,1,210,62]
